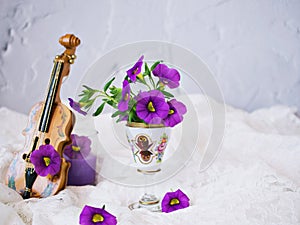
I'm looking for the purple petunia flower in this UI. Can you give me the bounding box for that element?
[161,189,190,213]
[126,55,144,82]
[136,90,169,124]
[164,99,187,127]
[118,80,131,112]
[30,145,61,177]
[79,205,117,225]
[152,63,180,89]
[68,98,87,116]
[64,134,92,159]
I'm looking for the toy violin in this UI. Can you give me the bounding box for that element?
[5,34,80,199]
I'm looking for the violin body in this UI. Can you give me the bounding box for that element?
[5,34,80,198]
[7,102,72,197]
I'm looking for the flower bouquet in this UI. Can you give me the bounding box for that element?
[69,55,186,127]
[69,55,187,168]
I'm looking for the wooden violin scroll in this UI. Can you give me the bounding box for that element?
[57,34,81,65]
[59,34,81,49]
[5,34,80,199]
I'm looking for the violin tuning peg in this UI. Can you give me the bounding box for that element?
[69,59,74,64]
[71,54,76,59]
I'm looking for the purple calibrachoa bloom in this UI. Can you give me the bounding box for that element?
[30,144,61,177]
[164,99,187,127]
[64,134,92,159]
[161,189,190,213]
[118,80,130,112]
[152,63,180,89]
[68,98,87,116]
[126,55,144,82]
[136,90,169,124]
[79,205,117,225]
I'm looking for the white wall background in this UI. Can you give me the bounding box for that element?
[0,0,299,114]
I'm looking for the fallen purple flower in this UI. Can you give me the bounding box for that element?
[161,189,190,213]
[79,205,117,225]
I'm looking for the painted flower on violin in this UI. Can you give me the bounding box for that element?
[126,55,144,82]
[79,205,117,225]
[64,134,92,159]
[30,144,61,177]
[161,189,190,213]
[70,55,187,127]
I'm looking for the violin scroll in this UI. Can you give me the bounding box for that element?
[59,34,81,49]
[57,34,80,65]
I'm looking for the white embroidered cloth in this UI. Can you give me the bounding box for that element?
[0,96,299,225]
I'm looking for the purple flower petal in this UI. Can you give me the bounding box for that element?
[30,145,61,177]
[79,205,117,225]
[163,99,187,127]
[152,64,180,89]
[118,80,131,112]
[136,90,169,124]
[161,189,190,213]
[68,98,87,116]
[64,134,91,159]
[126,55,144,82]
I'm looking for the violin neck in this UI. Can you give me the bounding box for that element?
[39,60,66,133]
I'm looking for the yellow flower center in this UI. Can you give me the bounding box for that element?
[169,109,175,115]
[124,93,129,101]
[159,82,165,88]
[170,198,180,206]
[92,214,104,222]
[43,157,51,167]
[72,146,81,152]
[136,73,144,80]
[147,101,156,112]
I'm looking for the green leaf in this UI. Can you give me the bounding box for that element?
[150,61,162,71]
[93,102,105,116]
[78,89,90,97]
[79,92,95,103]
[128,110,134,123]
[82,85,98,93]
[82,98,96,110]
[144,63,150,76]
[104,99,115,107]
[104,77,116,92]
[111,110,122,118]
[110,87,122,97]
[161,90,174,99]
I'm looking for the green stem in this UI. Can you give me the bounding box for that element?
[137,79,152,90]
[96,91,119,104]
[149,75,156,89]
